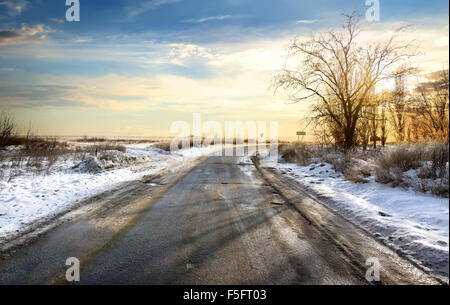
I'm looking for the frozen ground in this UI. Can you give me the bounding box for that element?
[0,143,220,240]
[262,155,449,277]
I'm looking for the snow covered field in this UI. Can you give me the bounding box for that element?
[267,157,449,277]
[0,143,220,241]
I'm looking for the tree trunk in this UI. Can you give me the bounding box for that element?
[344,126,355,150]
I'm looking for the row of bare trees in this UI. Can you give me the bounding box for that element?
[356,69,447,149]
[407,70,449,143]
[274,13,448,149]
[362,70,448,148]
[306,71,448,149]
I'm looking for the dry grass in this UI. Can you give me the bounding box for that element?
[374,145,445,182]
[154,137,206,152]
[279,142,449,196]
[0,111,15,148]
[15,138,69,172]
[0,137,131,181]
[344,163,373,183]
[279,143,313,166]
[75,136,107,143]
[75,137,157,144]
[92,144,126,153]
[0,137,71,181]
[0,113,134,180]
[74,143,126,156]
[376,146,424,173]
[375,145,449,196]
[154,141,172,151]
[0,151,5,180]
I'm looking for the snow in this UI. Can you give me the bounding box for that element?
[0,144,218,240]
[269,158,449,276]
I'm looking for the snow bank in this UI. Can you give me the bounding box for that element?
[0,144,215,240]
[272,159,449,276]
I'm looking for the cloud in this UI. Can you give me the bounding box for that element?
[0,24,53,45]
[0,0,28,17]
[0,67,16,71]
[168,43,214,65]
[0,83,90,109]
[126,0,182,19]
[49,18,65,24]
[207,38,290,73]
[74,38,92,43]
[183,15,234,23]
[295,19,317,24]
[434,36,449,48]
[1,19,447,116]
[0,30,20,39]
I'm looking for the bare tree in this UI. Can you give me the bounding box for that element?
[310,97,346,149]
[389,73,409,142]
[368,104,379,149]
[380,106,388,146]
[274,13,416,149]
[413,69,449,143]
[357,91,388,149]
[356,106,371,150]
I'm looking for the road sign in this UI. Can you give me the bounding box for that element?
[296,131,306,142]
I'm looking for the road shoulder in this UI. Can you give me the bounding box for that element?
[0,156,207,259]
[251,156,446,285]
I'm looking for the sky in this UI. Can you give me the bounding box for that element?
[0,0,448,138]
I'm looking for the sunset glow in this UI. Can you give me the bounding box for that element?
[0,1,448,139]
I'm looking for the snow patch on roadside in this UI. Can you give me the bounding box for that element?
[0,144,216,240]
[272,159,449,276]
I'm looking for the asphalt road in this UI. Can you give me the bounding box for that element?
[0,154,441,284]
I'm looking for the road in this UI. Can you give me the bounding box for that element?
[0,154,441,284]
